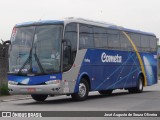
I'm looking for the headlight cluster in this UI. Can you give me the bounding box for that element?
[8,81,18,85]
[45,80,61,85]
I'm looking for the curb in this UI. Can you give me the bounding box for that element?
[0,95,32,102]
[1,97,32,102]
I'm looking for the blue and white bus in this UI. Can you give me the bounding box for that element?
[8,18,158,101]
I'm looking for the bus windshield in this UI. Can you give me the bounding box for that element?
[9,25,63,75]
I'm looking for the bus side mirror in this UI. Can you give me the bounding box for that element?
[64,46,71,58]
[62,39,72,64]
[3,40,11,46]
[2,40,11,58]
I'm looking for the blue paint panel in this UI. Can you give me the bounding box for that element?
[8,73,62,85]
[75,49,157,92]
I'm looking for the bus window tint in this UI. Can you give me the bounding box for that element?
[64,23,77,71]
[79,24,94,49]
[150,36,157,52]
[65,23,77,51]
[120,32,131,50]
[129,33,141,51]
[93,27,108,48]
[107,29,120,49]
[141,35,150,52]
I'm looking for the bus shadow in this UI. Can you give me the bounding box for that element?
[18,91,153,105]
[88,91,151,100]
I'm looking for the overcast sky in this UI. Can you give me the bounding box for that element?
[0,0,160,43]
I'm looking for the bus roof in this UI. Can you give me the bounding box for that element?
[64,17,155,36]
[119,27,155,36]
[15,18,155,36]
[15,20,64,27]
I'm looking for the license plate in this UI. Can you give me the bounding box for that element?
[27,88,36,92]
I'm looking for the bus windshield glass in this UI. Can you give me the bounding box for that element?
[9,25,63,74]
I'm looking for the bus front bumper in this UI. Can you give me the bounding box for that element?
[8,84,65,95]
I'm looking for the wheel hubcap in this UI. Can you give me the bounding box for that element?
[78,83,86,97]
[139,79,143,90]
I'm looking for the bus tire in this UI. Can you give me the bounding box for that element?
[128,75,144,93]
[31,94,48,102]
[98,90,113,95]
[71,78,89,101]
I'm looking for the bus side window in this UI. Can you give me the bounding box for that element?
[150,36,157,52]
[120,32,131,51]
[93,27,108,49]
[79,24,94,49]
[141,35,150,52]
[63,23,77,71]
[107,29,120,50]
[130,33,141,51]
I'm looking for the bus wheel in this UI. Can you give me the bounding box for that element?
[98,90,113,95]
[31,94,48,102]
[128,75,144,93]
[71,78,89,101]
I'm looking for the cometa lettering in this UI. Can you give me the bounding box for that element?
[101,52,122,63]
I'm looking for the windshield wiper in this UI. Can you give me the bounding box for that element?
[34,46,45,74]
[18,48,32,75]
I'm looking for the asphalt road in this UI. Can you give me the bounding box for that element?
[0,81,160,120]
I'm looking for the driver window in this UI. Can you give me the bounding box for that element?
[63,23,77,71]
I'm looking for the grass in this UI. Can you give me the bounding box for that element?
[0,84,9,96]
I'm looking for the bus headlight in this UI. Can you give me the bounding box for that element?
[45,80,61,85]
[8,81,18,85]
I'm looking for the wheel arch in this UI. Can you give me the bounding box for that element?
[74,72,91,93]
[138,72,145,86]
